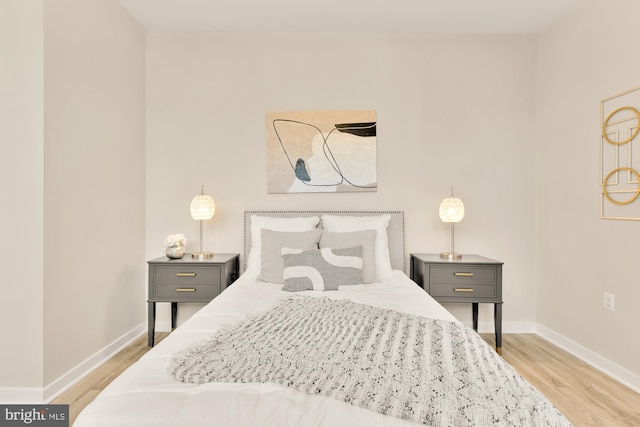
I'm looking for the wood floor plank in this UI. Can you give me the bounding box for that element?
[481,333,640,426]
[52,333,640,426]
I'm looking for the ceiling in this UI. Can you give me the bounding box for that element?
[118,0,576,33]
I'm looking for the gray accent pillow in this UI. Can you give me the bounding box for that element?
[319,230,377,283]
[258,229,322,283]
[281,246,363,292]
[321,214,393,280]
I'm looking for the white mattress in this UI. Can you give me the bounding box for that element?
[74,271,458,427]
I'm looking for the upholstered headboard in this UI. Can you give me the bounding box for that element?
[243,210,405,272]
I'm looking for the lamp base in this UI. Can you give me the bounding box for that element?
[440,252,462,260]
[191,252,213,260]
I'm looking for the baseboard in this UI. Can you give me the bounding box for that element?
[43,323,146,402]
[536,324,640,394]
[0,387,43,404]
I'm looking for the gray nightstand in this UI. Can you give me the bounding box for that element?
[410,253,504,354]
[147,253,239,346]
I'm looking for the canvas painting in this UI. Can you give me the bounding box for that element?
[266,110,377,193]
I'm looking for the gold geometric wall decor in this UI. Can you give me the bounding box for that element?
[600,86,640,220]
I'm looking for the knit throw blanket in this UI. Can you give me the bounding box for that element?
[169,296,572,426]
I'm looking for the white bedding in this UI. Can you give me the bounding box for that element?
[74,271,459,427]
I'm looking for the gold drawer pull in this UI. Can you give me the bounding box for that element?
[176,288,196,292]
[176,273,196,277]
[454,272,475,277]
[454,288,474,292]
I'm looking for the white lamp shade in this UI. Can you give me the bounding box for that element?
[439,197,464,223]
[190,194,215,220]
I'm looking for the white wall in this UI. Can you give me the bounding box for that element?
[537,0,640,380]
[0,0,145,401]
[42,0,146,390]
[0,0,44,395]
[146,32,539,329]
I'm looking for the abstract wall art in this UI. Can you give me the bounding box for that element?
[266,110,377,193]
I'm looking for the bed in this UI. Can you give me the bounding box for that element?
[74,210,571,427]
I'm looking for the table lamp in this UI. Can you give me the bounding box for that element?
[190,185,215,259]
[439,187,464,259]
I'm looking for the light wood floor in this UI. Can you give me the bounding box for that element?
[52,332,169,425]
[481,334,640,426]
[54,333,640,426]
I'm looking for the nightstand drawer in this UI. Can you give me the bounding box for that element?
[153,266,221,284]
[430,282,497,298]
[153,283,220,300]
[430,265,496,284]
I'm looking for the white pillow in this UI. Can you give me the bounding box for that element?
[321,214,393,280]
[246,215,320,276]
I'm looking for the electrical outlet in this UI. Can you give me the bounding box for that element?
[603,292,615,312]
